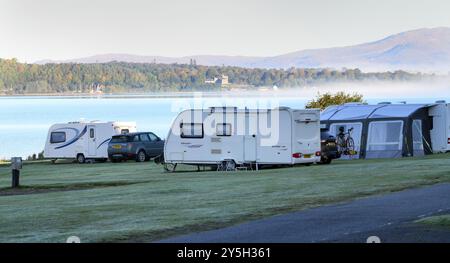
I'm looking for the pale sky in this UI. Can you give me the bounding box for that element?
[1,0,450,62]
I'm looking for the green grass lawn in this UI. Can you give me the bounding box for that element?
[1,153,450,243]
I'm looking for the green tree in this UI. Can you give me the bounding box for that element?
[305,91,365,110]
[0,58,428,94]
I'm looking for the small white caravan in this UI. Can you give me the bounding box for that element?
[44,121,137,163]
[429,101,450,153]
[164,107,321,171]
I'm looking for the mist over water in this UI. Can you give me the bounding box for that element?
[247,79,450,101]
[1,81,449,159]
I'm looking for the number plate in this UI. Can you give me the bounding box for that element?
[303,154,312,158]
[112,145,122,149]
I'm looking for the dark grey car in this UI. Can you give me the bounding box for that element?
[108,132,164,162]
[320,129,340,164]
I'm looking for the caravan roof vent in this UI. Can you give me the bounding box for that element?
[378,102,392,105]
[435,100,446,104]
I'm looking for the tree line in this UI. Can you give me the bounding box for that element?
[0,58,430,94]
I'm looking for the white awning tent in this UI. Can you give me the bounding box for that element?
[320,102,450,159]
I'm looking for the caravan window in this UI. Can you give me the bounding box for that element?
[181,123,203,138]
[216,123,232,136]
[89,128,95,138]
[50,132,66,143]
[367,121,403,151]
[121,129,129,134]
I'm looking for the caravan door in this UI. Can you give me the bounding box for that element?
[244,135,257,162]
[87,125,97,156]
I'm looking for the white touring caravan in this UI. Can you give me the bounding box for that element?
[163,107,321,171]
[44,121,137,163]
[429,101,450,153]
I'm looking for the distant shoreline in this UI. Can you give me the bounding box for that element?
[0,91,233,99]
[0,92,195,97]
[0,90,305,99]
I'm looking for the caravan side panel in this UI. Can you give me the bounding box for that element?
[292,109,321,163]
[255,110,293,164]
[448,104,450,152]
[429,104,450,153]
[164,110,213,164]
[447,103,450,152]
[44,123,87,159]
[85,123,113,158]
[164,110,246,164]
[448,104,450,151]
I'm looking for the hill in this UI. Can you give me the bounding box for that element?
[36,28,450,73]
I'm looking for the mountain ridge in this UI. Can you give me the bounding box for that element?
[35,27,450,72]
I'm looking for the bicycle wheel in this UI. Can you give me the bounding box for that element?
[336,136,345,154]
[346,137,355,156]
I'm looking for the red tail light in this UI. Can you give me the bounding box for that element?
[315,151,321,157]
[292,153,302,158]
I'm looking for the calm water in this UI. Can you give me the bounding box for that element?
[0,94,447,159]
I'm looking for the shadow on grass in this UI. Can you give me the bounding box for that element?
[0,180,155,196]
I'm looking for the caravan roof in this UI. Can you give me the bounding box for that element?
[368,104,429,118]
[322,103,431,121]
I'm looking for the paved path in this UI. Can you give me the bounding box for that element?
[159,183,450,243]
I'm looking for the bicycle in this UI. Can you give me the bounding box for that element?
[336,127,357,157]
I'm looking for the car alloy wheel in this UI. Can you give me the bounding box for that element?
[137,151,146,162]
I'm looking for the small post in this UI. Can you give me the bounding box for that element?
[12,169,20,187]
[11,157,23,188]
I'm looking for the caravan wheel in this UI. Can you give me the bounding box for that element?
[217,162,225,171]
[164,163,177,172]
[76,154,85,164]
[225,160,236,171]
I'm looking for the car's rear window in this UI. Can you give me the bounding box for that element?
[110,135,131,143]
